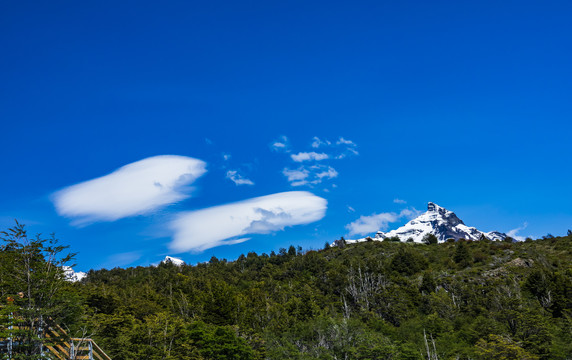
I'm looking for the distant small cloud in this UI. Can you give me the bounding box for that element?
[223,154,231,161]
[283,165,338,187]
[507,222,528,241]
[226,170,254,186]
[271,136,290,152]
[346,213,400,236]
[314,166,338,180]
[169,191,327,252]
[106,251,141,267]
[291,152,329,162]
[336,137,355,146]
[52,155,207,225]
[335,137,358,159]
[345,208,419,236]
[347,206,355,213]
[274,136,357,189]
[393,198,407,204]
[283,168,310,187]
[311,136,331,148]
[399,208,421,219]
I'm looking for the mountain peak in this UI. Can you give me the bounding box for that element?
[162,256,185,266]
[348,203,507,244]
[427,202,439,212]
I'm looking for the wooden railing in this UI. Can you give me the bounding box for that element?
[0,316,111,360]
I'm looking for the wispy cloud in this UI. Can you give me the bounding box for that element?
[291,152,329,162]
[271,135,290,152]
[283,168,310,186]
[105,251,141,268]
[314,166,338,180]
[345,208,419,236]
[507,222,528,241]
[337,137,354,145]
[283,165,338,187]
[311,136,331,148]
[53,155,207,225]
[169,191,327,252]
[275,136,358,188]
[226,170,254,186]
[393,198,407,204]
[335,137,359,159]
[223,153,231,161]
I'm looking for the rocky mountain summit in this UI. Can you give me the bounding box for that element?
[351,202,508,244]
[161,256,185,266]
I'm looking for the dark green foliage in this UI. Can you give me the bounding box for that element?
[2,224,572,360]
[419,272,436,294]
[422,233,438,245]
[390,248,428,275]
[453,241,471,268]
[385,236,401,242]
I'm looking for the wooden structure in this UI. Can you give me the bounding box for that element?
[1,315,111,360]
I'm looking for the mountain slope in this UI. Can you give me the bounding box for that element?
[351,202,507,243]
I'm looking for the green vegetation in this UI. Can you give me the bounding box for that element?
[1,223,571,359]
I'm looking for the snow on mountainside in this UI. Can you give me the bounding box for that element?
[63,266,87,282]
[349,202,507,244]
[161,256,185,266]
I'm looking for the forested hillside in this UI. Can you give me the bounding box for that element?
[2,224,571,359]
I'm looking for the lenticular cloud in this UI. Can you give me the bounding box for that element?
[53,155,207,224]
[169,191,327,252]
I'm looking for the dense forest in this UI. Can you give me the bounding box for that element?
[1,223,571,359]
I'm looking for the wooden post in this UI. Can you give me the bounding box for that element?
[8,311,13,359]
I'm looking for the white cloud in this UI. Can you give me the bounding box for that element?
[291,152,329,162]
[223,154,231,161]
[393,198,407,204]
[347,206,355,213]
[507,222,528,241]
[311,136,331,148]
[399,208,421,219]
[271,136,290,152]
[283,165,338,187]
[283,168,310,187]
[53,155,207,224]
[226,170,254,186]
[169,191,327,252]
[105,251,142,267]
[334,137,359,159]
[315,166,338,179]
[345,208,419,236]
[346,213,400,236]
[290,151,329,162]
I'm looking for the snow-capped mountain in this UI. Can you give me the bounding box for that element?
[350,202,507,244]
[161,256,185,266]
[63,266,87,282]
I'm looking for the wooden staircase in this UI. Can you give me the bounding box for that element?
[1,317,111,360]
[45,324,112,360]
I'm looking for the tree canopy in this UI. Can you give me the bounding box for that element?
[1,223,571,359]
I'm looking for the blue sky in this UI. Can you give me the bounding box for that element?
[1,1,571,270]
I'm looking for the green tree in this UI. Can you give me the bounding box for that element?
[0,222,77,359]
[475,334,539,360]
[422,234,438,245]
[453,241,471,268]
